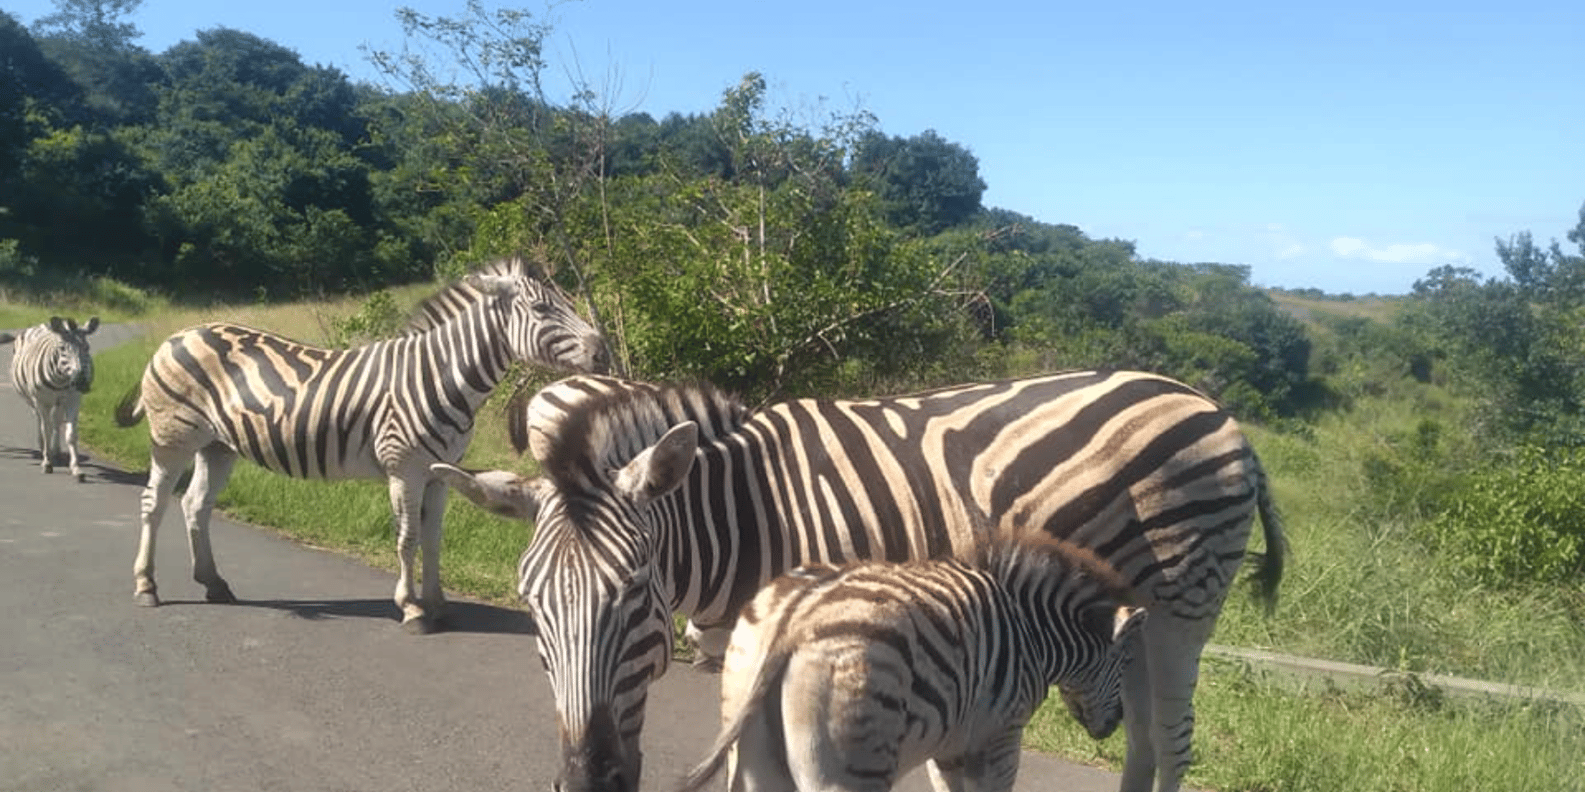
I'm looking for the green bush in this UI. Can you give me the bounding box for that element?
[1420,445,1585,587]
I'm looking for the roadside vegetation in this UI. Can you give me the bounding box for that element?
[5,1,1583,789]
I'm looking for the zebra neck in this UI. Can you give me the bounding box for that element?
[408,298,513,409]
[658,439,785,625]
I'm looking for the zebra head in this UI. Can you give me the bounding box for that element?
[430,419,699,792]
[45,315,99,392]
[1056,603,1147,740]
[457,259,610,375]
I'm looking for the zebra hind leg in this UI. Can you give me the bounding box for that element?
[1117,631,1157,792]
[133,447,188,606]
[1138,612,1218,792]
[183,443,238,603]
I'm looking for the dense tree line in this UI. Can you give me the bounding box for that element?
[8,0,1305,413]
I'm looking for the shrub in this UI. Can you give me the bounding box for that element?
[1419,445,1585,587]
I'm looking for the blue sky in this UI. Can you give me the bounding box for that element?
[9,0,1583,295]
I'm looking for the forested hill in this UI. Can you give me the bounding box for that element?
[3,4,1582,432]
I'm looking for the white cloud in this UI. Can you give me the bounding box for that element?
[1184,229,1206,241]
[1330,237,1465,264]
[1276,242,1306,259]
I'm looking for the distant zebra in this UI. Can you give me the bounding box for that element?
[1,316,99,481]
[678,532,1147,792]
[432,370,1286,792]
[114,256,608,632]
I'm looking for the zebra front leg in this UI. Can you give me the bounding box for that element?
[133,449,186,606]
[388,475,433,634]
[35,402,56,474]
[184,444,238,603]
[418,478,450,628]
[60,393,85,481]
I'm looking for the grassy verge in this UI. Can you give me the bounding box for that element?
[1029,658,1585,792]
[36,282,1585,792]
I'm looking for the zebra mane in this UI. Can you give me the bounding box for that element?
[526,377,748,498]
[403,255,556,334]
[973,530,1138,607]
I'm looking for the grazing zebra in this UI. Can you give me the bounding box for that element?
[113,256,609,632]
[431,370,1286,792]
[677,532,1147,792]
[1,316,99,482]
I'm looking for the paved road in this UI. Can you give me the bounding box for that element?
[0,324,1129,792]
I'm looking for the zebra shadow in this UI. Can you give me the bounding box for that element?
[0,445,145,485]
[237,597,538,636]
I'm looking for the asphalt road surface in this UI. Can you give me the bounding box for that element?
[0,324,1130,792]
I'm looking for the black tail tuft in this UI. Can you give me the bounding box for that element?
[1247,454,1288,616]
[114,382,145,428]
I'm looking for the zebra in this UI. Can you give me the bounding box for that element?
[1,315,100,482]
[430,369,1286,792]
[677,531,1147,792]
[113,256,609,633]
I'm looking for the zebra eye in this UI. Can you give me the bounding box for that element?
[530,300,553,318]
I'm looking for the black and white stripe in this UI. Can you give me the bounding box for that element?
[0,315,99,481]
[678,533,1146,792]
[432,369,1286,792]
[114,256,609,631]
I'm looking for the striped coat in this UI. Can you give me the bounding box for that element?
[1,316,99,481]
[434,370,1286,792]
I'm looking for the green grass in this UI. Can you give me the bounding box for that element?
[1029,658,1585,792]
[20,279,1585,792]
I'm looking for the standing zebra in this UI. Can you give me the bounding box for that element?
[678,532,1147,792]
[432,370,1286,792]
[114,257,608,633]
[1,315,99,482]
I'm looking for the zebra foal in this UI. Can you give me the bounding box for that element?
[677,532,1147,792]
[114,257,608,632]
[432,370,1286,792]
[1,315,99,481]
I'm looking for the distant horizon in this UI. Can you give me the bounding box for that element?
[7,0,1582,296]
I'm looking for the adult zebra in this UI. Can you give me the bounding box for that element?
[1,315,99,481]
[432,370,1286,792]
[114,256,609,633]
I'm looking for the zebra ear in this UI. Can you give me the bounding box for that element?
[48,316,69,334]
[1083,603,1147,646]
[429,463,546,521]
[465,273,519,296]
[613,421,698,505]
[82,316,100,335]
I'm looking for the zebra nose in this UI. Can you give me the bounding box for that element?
[587,335,612,374]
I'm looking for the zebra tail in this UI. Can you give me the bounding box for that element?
[675,645,793,792]
[113,382,145,427]
[1245,453,1288,615]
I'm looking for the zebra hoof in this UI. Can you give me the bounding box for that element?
[402,615,440,635]
[42,463,53,474]
[691,654,724,673]
[75,472,86,483]
[134,591,160,607]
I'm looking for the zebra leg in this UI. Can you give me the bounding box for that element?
[1139,612,1217,792]
[418,478,450,626]
[685,620,732,671]
[183,443,238,603]
[926,728,1024,792]
[388,475,432,633]
[1117,630,1156,792]
[34,401,56,473]
[60,393,85,481]
[134,448,187,607]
